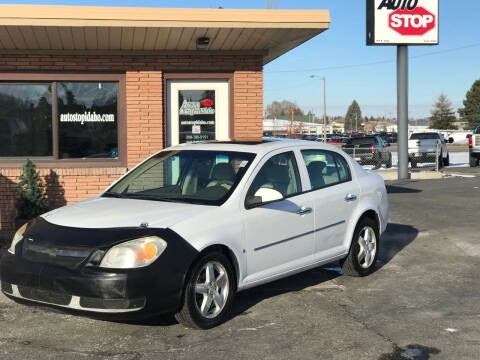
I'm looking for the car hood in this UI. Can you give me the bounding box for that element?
[41,196,214,229]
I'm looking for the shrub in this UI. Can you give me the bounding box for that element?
[15,159,48,220]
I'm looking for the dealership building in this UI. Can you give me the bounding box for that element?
[0,5,329,231]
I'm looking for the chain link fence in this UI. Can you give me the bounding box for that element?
[343,142,444,171]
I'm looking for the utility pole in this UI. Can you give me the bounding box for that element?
[397,45,410,180]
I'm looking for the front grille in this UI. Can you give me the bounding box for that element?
[80,296,146,310]
[22,239,93,269]
[1,281,13,294]
[17,285,72,306]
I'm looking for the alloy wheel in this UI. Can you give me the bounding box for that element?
[357,226,377,269]
[194,261,230,319]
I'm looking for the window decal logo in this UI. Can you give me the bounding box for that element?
[201,98,214,108]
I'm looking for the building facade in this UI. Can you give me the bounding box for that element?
[0,5,329,231]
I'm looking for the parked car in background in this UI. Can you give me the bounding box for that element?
[1,139,389,329]
[408,132,451,168]
[343,136,392,169]
[469,126,480,167]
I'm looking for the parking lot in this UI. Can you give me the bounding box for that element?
[0,175,479,360]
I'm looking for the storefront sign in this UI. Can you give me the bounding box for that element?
[178,90,216,143]
[367,0,439,45]
[59,112,115,125]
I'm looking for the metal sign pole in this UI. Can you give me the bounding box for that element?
[397,45,410,180]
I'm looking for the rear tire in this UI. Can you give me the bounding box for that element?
[175,251,235,329]
[411,160,417,169]
[470,154,479,167]
[340,217,379,277]
[386,154,393,168]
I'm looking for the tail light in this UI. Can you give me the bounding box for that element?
[469,136,473,148]
[371,144,375,153]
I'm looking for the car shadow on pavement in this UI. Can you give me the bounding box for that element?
[229,267,343,320]
[386,183,422,194]
[377,223,419,270]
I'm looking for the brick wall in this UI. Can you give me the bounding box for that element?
[0,168,126,231]
[0,53,264,230]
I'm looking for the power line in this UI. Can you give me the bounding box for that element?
[265,42,480,74]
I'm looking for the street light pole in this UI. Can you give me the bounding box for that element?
[310,74,327,142]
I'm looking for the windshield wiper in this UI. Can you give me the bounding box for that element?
[126,193,197,204]
[102,191,126,198]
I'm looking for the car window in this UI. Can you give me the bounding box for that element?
[248,151,301,198]
[334,153,351,182]
[347,137,376,146]
[410,133,440,140]
[301,150,348,190]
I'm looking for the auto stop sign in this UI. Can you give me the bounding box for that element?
[367,0,439,45]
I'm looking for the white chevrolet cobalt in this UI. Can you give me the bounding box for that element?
[1,139,389,329]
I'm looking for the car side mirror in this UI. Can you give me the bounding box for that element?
[448,137,454,144]
[467,134,472,139]
[246,188,284,209]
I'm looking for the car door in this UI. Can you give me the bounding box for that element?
[242,150,315,284]
[300,149,360,260]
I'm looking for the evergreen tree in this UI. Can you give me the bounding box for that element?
[458,80,480,129]
[345,100,362,132]
[429,94,457,129]
[15,159,48,219]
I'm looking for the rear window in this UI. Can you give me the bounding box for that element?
[410,133,439,140]
[347,137,376,146]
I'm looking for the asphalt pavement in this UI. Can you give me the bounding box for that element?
[0,175,479,360]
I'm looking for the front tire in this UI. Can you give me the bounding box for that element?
[340,217,379,277]
[443,153,450,167]
[175,251,235,329]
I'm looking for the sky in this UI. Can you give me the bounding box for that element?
[2,0,480,118]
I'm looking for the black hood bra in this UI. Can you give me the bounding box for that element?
[23,217,180,249]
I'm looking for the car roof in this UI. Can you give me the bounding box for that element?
[166,137,342,155]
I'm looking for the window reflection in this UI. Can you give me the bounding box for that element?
[58,82,118,159]
[0,84,52,157]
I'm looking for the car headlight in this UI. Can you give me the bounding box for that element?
[99,236,167,269]
[8,223,28,255]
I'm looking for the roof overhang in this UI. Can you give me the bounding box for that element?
[0,5,330,65]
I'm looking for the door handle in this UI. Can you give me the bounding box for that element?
[345,194,358,202]
[297,206,313,215]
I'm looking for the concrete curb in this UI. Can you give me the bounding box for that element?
[371,170,443,181]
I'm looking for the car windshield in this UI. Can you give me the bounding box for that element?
[104,150,256,205]
[410,133,439,140]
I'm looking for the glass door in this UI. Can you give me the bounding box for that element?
[167,80,229,146]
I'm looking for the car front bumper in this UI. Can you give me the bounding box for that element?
[0,219,199,320]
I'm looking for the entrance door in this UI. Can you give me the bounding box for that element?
[167,80,229,146]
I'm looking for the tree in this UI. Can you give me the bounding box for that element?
[266,101,282,118]
[429,94,457,129]
[458,80,480,129]
[344,100,362,132]
[15,159,48,220]
[265,100,304,118]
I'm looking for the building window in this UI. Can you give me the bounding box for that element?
[0,74,124,166]
[0,84,52,157]
[58,82,118,159]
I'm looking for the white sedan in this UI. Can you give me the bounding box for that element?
[1,139,389,329]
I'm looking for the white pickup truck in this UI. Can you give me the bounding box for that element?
[469,126,480,167]
[408,132,451,168]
